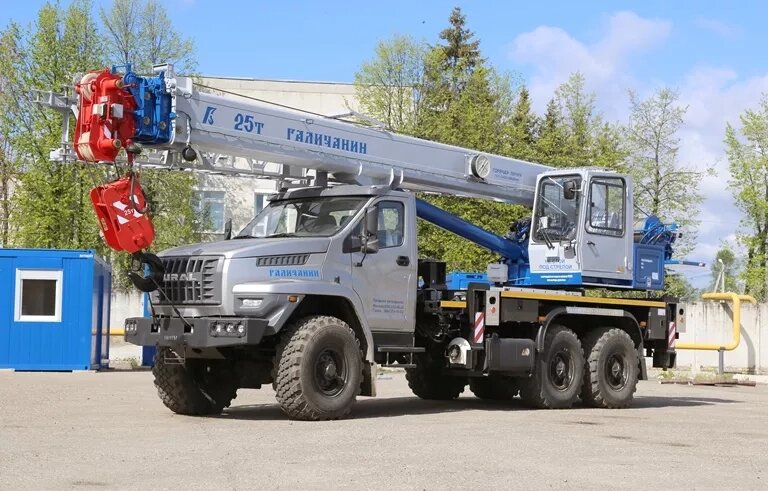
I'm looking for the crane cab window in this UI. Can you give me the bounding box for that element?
[533,176,582,242]
[587,177,625,237]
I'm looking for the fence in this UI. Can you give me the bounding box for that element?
[110,290,144,333]
[677,301,767,374]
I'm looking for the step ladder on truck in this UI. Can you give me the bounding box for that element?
[40,63,721,420]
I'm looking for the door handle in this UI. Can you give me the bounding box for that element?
[396,256,410,267]
[587,240,596,246]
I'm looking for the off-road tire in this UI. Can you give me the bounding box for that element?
[520,325,584,409]
[469,375,519,401]
[406,352,466,400]
[581,328,639,408]
[152,348,238,416]
[273,315,363,421]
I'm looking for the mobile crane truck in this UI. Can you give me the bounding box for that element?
[66,64,684,420]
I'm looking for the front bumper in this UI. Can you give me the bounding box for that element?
[124,316,270,348]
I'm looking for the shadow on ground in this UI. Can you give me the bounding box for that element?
[219,393,740,421]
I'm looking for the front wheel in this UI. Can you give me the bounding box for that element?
[581,328,639,408]
[273,315,363,421]
[520,325,584,409]
[152,348,238,416]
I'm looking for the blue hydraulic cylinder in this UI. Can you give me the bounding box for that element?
[415,198,523,261]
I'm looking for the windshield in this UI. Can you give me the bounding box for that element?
[533,176,582,242]
[235,196,367,238]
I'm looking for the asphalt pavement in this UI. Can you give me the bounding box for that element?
[0,370,766,490]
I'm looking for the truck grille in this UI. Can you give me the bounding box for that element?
[157,256,221,305]
[255,254,309,266]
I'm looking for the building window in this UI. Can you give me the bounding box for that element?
[194,191,226,233]
[587,177,625,237]
[14,269,63,322]
[254,193,266,216]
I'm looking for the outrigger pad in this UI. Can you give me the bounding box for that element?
[90,174,155,253]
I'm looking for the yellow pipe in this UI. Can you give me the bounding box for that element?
[676,292,757,351]
[90,328,125,336]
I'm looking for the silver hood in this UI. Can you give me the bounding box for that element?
[158,237,331,259]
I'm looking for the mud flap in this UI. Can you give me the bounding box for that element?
[360,361,377,397]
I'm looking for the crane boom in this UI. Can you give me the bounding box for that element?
[74,66,551,205]
[57,64,680,293]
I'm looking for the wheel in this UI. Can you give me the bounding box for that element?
[152,348,238,416]
[520,325,584,409]
[581,328,639,408]
[406,351,466,400]
[273,315,363,421]
[469,375,519,401]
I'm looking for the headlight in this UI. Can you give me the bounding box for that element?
[241,298,263,308]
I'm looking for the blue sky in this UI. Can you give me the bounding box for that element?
[3,0,768,287]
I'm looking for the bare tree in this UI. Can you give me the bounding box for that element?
[625,88,707,254]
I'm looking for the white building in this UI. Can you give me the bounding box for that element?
[192,76,362,238]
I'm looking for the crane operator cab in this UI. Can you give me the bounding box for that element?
[526,169,664,289]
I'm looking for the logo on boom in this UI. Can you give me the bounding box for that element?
[202,106,216,125]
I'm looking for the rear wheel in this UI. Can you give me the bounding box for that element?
[581,328,638,408]
[469,375,519,401]
[406,351,466,400]
[152,348,238,416]
[273,315,363,421]
[520,325,583,409]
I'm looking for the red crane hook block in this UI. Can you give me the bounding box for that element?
[90,174,155,253]
[75,69,137,162]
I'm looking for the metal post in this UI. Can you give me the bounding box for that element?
[718,348,724,375]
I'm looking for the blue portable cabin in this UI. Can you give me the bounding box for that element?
[0,248,111,371]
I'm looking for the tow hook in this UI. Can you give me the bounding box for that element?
[128,251,165,292]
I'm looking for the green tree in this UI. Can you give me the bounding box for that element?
[353,34,426,133]
[534,98,569,166]
[406,7,527,271]
[724,95,768,300]
[533,74,624,169]
[624,88,705,256]
[664,274,699,301]
[0,25,23,246]
[100,0,196,73]
[504,86,538,160]
[10,0,107,250]
[557,73,596,166]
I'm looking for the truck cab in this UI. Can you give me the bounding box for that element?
[126,184,421,418]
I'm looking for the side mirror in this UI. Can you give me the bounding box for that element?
[563,179,578,200]
[223,218,232,240]
[362,207,379,253]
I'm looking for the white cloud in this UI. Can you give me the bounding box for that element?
[509,11,671,119]
[677,66,768,279]
[508,11,768,286]
[695,17,742,39]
